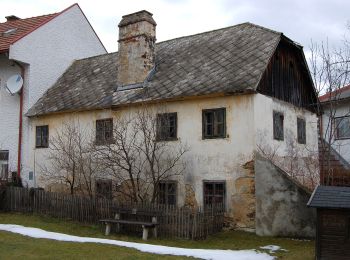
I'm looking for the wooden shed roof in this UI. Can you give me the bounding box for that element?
[308,185,350,209]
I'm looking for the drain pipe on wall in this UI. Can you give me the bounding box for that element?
[13,60,25,180]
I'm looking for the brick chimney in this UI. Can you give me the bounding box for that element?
[117,10,156,86]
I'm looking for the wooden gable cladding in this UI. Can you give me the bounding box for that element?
[257,37,317,112]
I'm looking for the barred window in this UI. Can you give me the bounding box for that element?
[203,181,225,208]
[297,118,306,144]
[95,179,112,199]
[156,113,177,141]
[334,116,350,140]
[36,125,49,148]
[96,119,113,144]
[202,108,226,139]
[273,111,284,141]
[158,181,177,205]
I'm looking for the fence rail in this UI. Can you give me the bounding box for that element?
[0,186,224,240]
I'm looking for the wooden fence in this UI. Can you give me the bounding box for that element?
[0,186,224,240]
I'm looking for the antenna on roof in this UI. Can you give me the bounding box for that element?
[6,74,23,95]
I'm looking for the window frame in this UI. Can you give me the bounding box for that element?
[334,116,350,140]
[203,180,226,209]
[95,118,113,145]
[95,179,113,200]
[0,150,9,181]
[157,181,177,205]
[35,125,49,148]
[156,112,178,141]
[202,108,226,139]
[273,111,284,141]
[297,117,306,144]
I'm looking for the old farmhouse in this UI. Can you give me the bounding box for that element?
[0,4,106,185]
[25,10,318,236]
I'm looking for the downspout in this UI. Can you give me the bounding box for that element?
[13,60,25,180]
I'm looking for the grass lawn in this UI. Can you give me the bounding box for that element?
[0,213,315,259]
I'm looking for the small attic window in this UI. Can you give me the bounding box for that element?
[2,28,17,36]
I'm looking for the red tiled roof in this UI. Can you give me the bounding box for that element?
[0,4,82,53]
[319,84,350,102]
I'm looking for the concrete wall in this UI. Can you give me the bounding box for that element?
[255,152,316,237]
[3,4,106,185]
[0,54,22,171]
[321,101,350,163]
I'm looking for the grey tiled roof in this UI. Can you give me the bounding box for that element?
[27,22,282,117]
[307,185,350,209]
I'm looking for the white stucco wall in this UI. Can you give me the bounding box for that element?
[321,101,350,163]
[29,95,256,210]
[0,54,22,172]
[254,94,319,188]
[27,93,319,228]
[2,4,106,185]
[254,94,319,156]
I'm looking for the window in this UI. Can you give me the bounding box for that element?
[95,179,112,199]
[203,181,225,208]
[297,118,306,144]
[202,108,226,139]
[334,116,350,140]
[0,150,9,181]
[156,113,177,141]
[96,119,113,144]
[158,181,177,205]
[273,111,284,141]
[36,125,49,148]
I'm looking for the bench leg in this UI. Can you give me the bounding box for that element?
[153,226,158,238]
[105,223,111,236]
[142,226,149,241]
[152,217,158,238]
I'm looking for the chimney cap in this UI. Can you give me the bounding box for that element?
[5,15,20,22]
[119,10,156,27]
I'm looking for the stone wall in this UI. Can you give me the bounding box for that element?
[255,152,316,237]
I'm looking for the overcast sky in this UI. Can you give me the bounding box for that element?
[1,0,349,54]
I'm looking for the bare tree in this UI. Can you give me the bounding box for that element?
[40,120,101,196]
[309,33,350,185]
[257,129,319,190]
[95,106,188,203]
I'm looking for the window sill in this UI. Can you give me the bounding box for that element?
[35,146,48,149]
[155,138,179,142]
[334,137,350,141]
[202,135,228,140]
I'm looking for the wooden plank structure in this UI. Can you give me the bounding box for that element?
[308,185,350,260]
[0,186,224,240]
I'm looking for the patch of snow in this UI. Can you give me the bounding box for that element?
[0,224,274,260]
[260,245,288,253]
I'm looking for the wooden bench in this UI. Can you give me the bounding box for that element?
[100,214,158,241]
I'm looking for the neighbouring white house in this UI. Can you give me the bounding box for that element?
[26,10,319,236]
[0,4,106,185]
[319,85,350,186]
[319,85,350,163]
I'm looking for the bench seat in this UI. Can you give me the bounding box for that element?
[100,217,158,240]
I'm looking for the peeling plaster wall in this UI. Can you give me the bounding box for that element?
[255,152,316,237]
[254,94,318,157]
[28,93,319,232]
[28,95,256,226]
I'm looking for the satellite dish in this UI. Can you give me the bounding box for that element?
[6,74,23,95]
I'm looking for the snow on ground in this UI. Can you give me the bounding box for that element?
[0,224,274,260]
[260,245,287,253]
